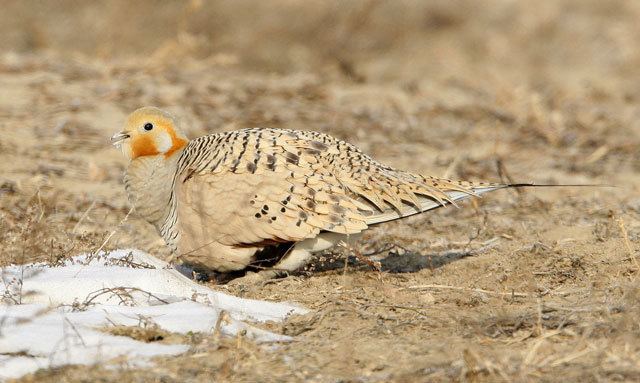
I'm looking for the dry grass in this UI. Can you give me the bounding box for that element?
[1,0,640,382]
[102,324,179,344]
[0,190,104,267]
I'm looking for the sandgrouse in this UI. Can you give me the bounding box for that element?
[112,107,527,283]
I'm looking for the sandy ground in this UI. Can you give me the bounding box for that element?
[2,1,640,381]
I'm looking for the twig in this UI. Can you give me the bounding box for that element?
[403,284,529,297]
[523,330,561,365]
[73,286,169,310]
[106,251,155,269]
[536,298,543,336]
[63,316,86,347]
[345,243,381,272]
[93,206,134,257]
[373,304,427,316]
[617,217,639,273]
[436,237,501,258]
[72,200,96,234]
[542,303,613,313]
[547,346,594,367]
[496,158,523,195]
[73,206,136,277]
[585,145,609,164]
[212,310,227,343]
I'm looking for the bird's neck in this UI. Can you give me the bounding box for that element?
[124,151,183,227]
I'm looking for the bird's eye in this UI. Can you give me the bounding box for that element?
[143,123,154,131]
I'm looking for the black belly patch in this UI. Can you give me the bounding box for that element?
[248,242,295,271]
[180,242,295,284]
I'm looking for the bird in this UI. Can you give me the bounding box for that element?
[112,106,532,284]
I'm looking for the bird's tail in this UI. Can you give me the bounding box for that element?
[364,181,607,226]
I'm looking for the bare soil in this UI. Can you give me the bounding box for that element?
[2,1,640,382]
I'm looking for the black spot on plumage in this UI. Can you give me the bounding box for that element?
[246,162,257,173]
[304,148,321,156]
[280,207,286,213]
[332,204,346,214]
[271,216,277,221]
[285,152,300,165]
[329,214,342,223]
[306,200,316,209]
[255,213,261,218]
[263,204,269,211]
[298,211,308,220]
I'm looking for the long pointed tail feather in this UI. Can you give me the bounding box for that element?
[364,182,608,226]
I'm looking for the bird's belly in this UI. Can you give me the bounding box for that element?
[176,205,257,271]
[177,233,256,272]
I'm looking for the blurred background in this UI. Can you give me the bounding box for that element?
[2,0,640,89]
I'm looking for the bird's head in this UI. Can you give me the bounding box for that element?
[111,107,189,160]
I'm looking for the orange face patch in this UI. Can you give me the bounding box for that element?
[131,134,160,159]
[165,127,188,158]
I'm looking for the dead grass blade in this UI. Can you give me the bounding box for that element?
[403,284,529,298]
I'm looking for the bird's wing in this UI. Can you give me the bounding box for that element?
[177,129,370,248]
[177,128,505,247]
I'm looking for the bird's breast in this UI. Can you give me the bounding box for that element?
[124,155,181,228]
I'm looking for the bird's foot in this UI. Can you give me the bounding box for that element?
[174,264,245,284]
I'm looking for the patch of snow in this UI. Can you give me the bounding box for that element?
[0,250,307,380]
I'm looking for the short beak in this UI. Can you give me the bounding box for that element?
[110,131,130,146]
